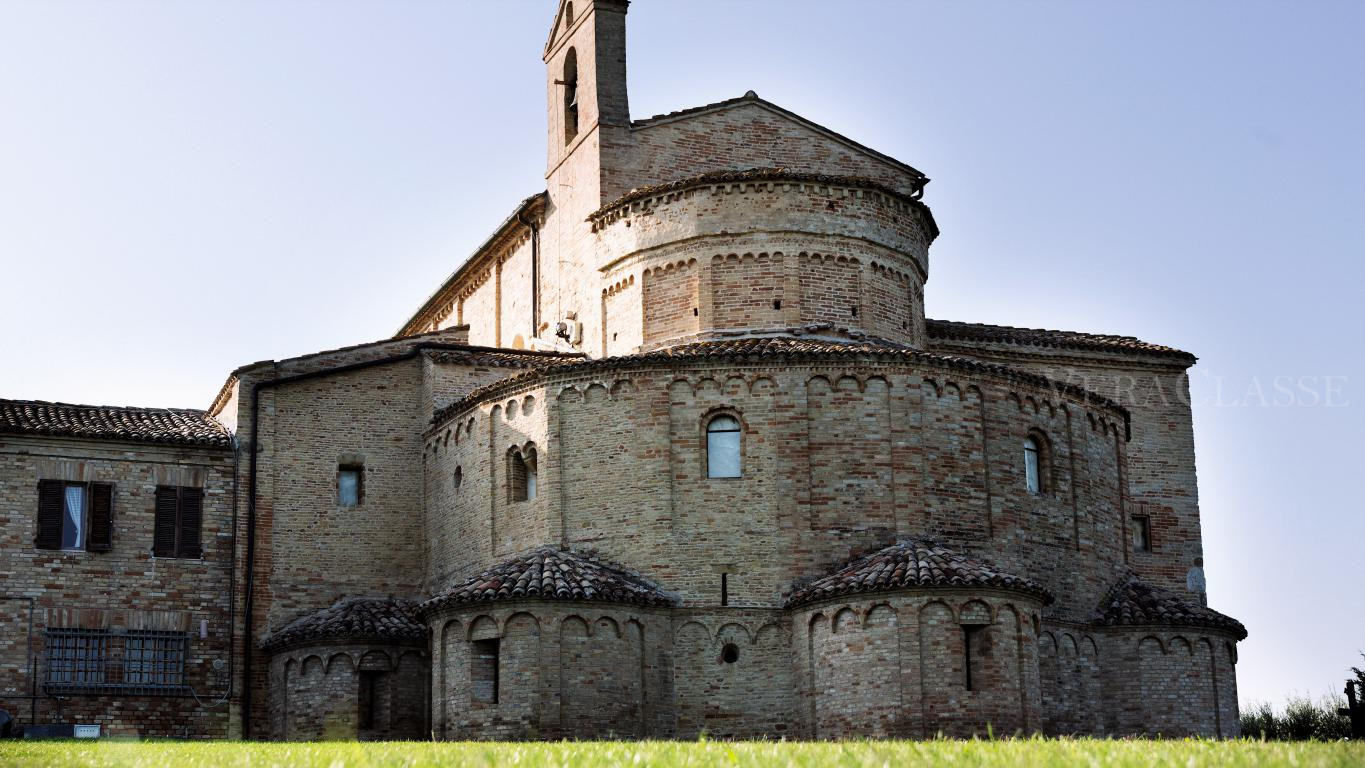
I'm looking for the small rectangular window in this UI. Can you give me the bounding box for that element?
[472,639,499,704]
[1132,515,1152,552]
[338,465,363,507]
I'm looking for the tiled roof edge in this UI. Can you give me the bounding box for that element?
[587,168,936,241]
[927,319,1196,364]
[429,339,1129,434]
[0,398,234,449]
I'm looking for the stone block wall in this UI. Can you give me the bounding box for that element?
[268,643,427,740]
[794,593,1045,738]
[1098,629,1240,737]
[925,339,1207,601]
[431,602,673,740]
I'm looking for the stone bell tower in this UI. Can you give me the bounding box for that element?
[543,0,632,204]
[540,0,634,356]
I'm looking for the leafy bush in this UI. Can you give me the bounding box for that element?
[1241,694,1351,740]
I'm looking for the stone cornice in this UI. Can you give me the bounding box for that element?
[586,168,939,244]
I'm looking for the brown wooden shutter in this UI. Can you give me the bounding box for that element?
[177,487,203,559]
[35,480,64,550]
[87,482,114,552]
[153,486,179,558]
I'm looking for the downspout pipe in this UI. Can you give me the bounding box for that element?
[516,209,540,338]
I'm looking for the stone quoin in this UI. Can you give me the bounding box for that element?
[0,0,1243,740]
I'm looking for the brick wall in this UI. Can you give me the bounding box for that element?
[268,643,426,740]
[626,100,925,198]
[926,339,1207,600]
[0,435,234,737]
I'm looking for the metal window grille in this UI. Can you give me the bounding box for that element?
[44,628,189,695]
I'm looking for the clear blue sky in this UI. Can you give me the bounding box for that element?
[1,0,1361,709]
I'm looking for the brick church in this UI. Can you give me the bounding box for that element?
[0,0,1244,740]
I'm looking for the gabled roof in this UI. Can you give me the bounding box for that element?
[631,90,929,190]
[0,398,233,449]
[786,539,1054,608]
[421,547,676,615]
[1097,574,1246,639]
[260,598,427,652]
[927,319,1196,364]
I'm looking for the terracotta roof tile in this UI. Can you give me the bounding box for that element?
[1097,574,1246,639]
[421,547,676,614]
[0,398,233,448]
[786,539,1054,608]
[927,319,1195,362]
[260,598,426,652]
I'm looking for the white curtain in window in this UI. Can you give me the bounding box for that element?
[707,416,742,478]
[526,465,538,500]
[62,485,84,549]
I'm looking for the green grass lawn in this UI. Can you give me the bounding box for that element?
[1,739,1362,768]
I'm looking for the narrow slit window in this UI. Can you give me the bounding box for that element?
[706,415,741,478]
[1023,436,1041,494]
[963,625,986,691]
[472,638,499,704]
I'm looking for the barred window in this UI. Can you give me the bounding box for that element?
[45,629,107,687]
[44,628,188,694]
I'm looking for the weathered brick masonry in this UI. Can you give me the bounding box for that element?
[0,0,1242,740]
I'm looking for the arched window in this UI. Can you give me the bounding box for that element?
[563,48,579,144]
[1024,431,1051,495]
[706,414,741,478]
[508,446,538,502]
[1023,437,1040,494]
